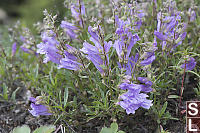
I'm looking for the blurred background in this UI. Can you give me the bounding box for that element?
[0,0,66,27]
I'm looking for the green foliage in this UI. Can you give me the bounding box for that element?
[11,125,31,133]
[11,125,55,133]
[33,125,56,133]
[151,101,178,125]
[100,122,125,133]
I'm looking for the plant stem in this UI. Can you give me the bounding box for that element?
[179,59,186,108]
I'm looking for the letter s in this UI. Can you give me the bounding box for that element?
[188,103,198,116]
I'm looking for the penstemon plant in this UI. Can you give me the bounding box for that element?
[4,0,199,132]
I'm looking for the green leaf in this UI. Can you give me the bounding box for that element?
[117,131,125,133]
[35,64,39,78]
[100,127,113,133]
[11,87,20,101]
[159,101,168,118]
[64,88,69,108]
[11,125,31,133]
[104,34,112,41]
[111,122,118,133]
[3,83,8,100]
[100,122,124,133]
[168,95,180,99]
[33,125,55,133]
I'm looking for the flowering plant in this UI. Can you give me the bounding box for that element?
[1,0,199,132]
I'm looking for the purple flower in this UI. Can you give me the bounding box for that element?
[88,26,100,43]
[114,15,140,62]
[71,4,80,21]
[175,32,187,45]
[37,31,62,64]
[188,8,196,22]
[181,57,196,71]
[81,41,112,74]
[117,82,153,114]
[140,52,156,66]
[60,21,79,39]
[20,35,37,55]
[117,75,153,114]
[190,11,196,22]
[118,54,139,75]
[138,77,153,86]
[117,91,152,114]
[113,34,140,61]
[154,31,168,41]
[29,97,52,117]
[81,26,112,75]
[137,77,153,92]
[20,46,31,53]
[71,0,85,19]
[11,42,17,56]
[155,11,187,52]
[58,44,82,71]
[70,0,85,26]
[119,80,152,93]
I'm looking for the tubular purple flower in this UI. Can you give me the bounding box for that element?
[88,26,100,42]
[157,12,161,31]
[37,32,62,64]
[113,40,124,60]
[71,4,80,21]
[117,81,153,114]
[70,0,85,23]
[20,46,33,54]
[29,97,52,117]
[58,45,82,71]
[154,31,168,41]
[11,42,17,57]
[81,26,112,75]
[80,0,86,15]
[188,8,196,22]
[175,32,187,44]
[81,41,112,74]
[165,17,177,32]
[117,90,152,114]
[181,57,196,71]
[138,77,153,86]
[126,34,140,58]
[60,21,78,30]
[60,21,79,39]
[190,10,196,22]
[123,54,139,75]
[140,52,155,66]
[20,35,37,55]
[114,14,142,60]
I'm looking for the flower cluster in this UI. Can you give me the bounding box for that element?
[113,10,155,113]
[81,26,112,75]
[61,0,85,39]
[117,76,153,114]
[20,28,37,55]
[114,15,140,64]
[58,44,83,71]
[37,30,62,64]
[70,0,85,26]
[154,6,187,52]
